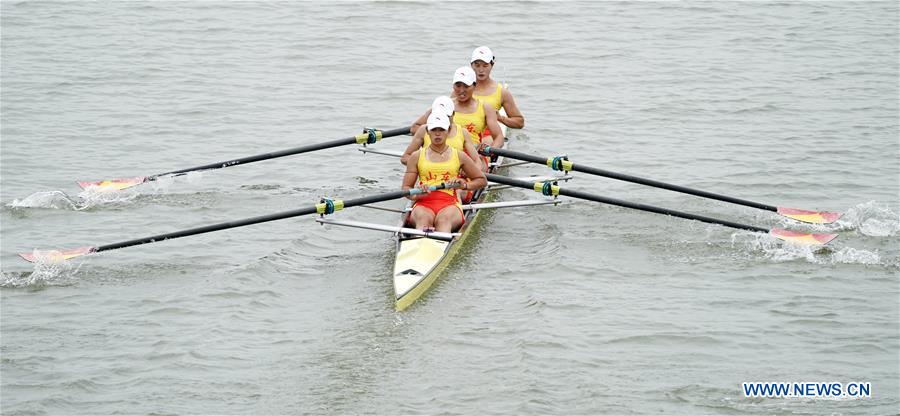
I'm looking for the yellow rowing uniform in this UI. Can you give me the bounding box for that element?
[474,83,503,111]
[423,123,466,151]
[454,99,486,145]
[417,147,460,197]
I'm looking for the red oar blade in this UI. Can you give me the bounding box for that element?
[777,207,842,224]
[77,176,147,192]
[18,247,97,263]
[770,228,837,245]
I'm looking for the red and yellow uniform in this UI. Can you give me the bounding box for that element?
[475,83,503,111]
[474,84,503,140]
[453,99,487,145]
[414,147,464,223]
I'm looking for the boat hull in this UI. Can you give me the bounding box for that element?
[393,183,500,310]
[393,122,508,310]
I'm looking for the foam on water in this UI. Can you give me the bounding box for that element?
[2,172,206,211]
[730,230,893,268]
[0,252,85,288]
[5,189,142,211]
[833,200,900,237]
[7,190,87,210]
[146,171,202,192]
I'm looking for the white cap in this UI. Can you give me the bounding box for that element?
[431,96,455,117]
[452,66,476,86]
[470,46,494,63]
[426,112,450,131]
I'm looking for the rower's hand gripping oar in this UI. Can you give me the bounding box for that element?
[478,146,842,224]
[18,187,426,263]
[484,173,837,246]
[77,127,411,192]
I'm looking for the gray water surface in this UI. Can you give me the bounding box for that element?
[1,2,898,415]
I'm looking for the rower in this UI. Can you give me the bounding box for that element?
[471,46,525,138]
[400,96,483,171]
[402,112,486,233]
[411,66,504,151]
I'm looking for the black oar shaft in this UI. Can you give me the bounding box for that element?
[95,189,412,253]
[484,147,777,212]
[151,127,410,179]
[485,174,769,234]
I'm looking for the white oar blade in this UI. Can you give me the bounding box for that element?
[77,176,147,192]
[777,207,842,224]
[770,228,837,245]
[18,247,97,263]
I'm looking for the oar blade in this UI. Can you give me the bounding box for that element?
[18,246,97,263]
[776,207,842,224]
[77,176,147,192]
[770,228,837,245]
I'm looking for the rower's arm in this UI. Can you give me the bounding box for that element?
[460,130,484,171]
[400,126,427,166]
[484,102,505,149]
[402,150,423,201]
[409,108,432,134]
[458,152,487,191]
[499,88,525,129]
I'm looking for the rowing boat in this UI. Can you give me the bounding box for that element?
[20,93,842,305]
[392,123,509,311]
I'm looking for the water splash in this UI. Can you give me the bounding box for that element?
[3,172,199,212]
[1,251,84,288]
[833,201,900,237]
[73,188,142,209]
[144,172,204,193]
[731,232,890,268]
[7,191,84,210]
[828,247,882,266]
[180,171,204,186]
[4,189,143,211]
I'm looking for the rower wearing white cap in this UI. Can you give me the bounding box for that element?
[470,46,525,134]
[400,96,482,172]
[402,112,486,233]
[411,66,504,151]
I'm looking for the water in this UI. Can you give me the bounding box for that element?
[2,1,898,414]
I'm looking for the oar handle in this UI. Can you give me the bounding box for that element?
[479,146,777,212]
[418,183,459,192]
[150,127,411,180]
[484,173,769,234]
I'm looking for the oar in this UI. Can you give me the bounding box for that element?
[485,173,837,245]
[18,186,429,263]
[479,146,842,224]
[77,127,410,192]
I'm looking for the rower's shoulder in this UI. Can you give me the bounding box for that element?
[457,147,475,162]
[478,79,500,94]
